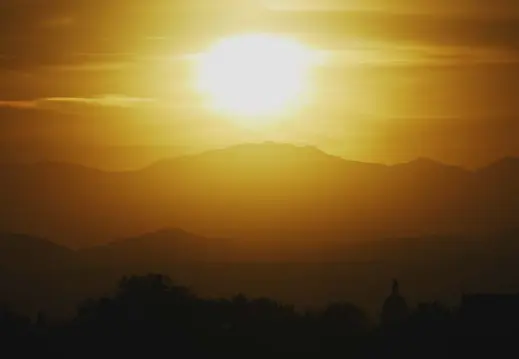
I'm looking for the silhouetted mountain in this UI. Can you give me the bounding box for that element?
[0,233,75,271]
[80,227,375,265]
[478,157,519,179]
[148,142,338,168]
[0,142,517,247]
[0,233,81,316]
[82,228,240,266]
[2,226,519,317]
[392,157,470,178]
[67,227,519,313]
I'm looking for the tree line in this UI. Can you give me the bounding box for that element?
[0,274,515,358]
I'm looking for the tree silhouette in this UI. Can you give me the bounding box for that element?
[3,273,517,358]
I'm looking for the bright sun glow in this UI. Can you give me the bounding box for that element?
[196,34,315,122]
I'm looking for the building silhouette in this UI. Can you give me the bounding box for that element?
[381,279,409,329]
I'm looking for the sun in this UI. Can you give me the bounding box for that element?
[196,33,314,122]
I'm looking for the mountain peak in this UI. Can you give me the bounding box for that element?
[479,156,519,176]
[396,157,453,170]
[487,156,519,168]
[206,142,333,159]
[106,227,203,248]
[408,157,445,166]
[392,157,468,177]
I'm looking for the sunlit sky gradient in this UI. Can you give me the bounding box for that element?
[0,0,518,169]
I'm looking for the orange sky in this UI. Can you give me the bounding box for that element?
[0,0,518,168]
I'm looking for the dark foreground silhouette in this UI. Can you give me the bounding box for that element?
[1,274,518,358]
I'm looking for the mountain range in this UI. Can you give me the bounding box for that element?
[2,226,519,318]
[1,143,519,316]
[0,142,517,248]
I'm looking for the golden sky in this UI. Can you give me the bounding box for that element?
[0,0,518,168]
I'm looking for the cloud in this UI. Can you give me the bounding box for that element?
[269,11,519,50]
[0,101,35,109]
[322,42,519,68]
[267,0,519,17]
[0,95,158,112]
[0,92,250,154]
[0,1,518,72]
[41,62,132,72]
[41,95,156,107]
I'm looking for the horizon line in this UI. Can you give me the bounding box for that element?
[0,141,517,173]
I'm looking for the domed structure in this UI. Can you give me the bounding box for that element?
[381,279,409,328]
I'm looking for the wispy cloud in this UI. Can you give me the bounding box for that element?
[0,95,158,111]
[39,95,158,108]
[1,1,518,72]
[41,62,133,72]
[323,42,519,67]
[0,100,35,109]
[265,0,519,17]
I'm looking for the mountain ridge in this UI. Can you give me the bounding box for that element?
[1,142,516,174]
[0,142,518,248]
[3,227,519,316]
